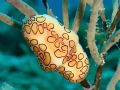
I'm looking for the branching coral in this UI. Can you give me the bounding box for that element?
[87,0,103,66]
[6,0,38,17]
[102,29,120,54]
[0,0,120,90]
[72,0,87,33]
[62,0,69,28]
[0,12,21,29]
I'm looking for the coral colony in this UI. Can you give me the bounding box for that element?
[0,0,120,90]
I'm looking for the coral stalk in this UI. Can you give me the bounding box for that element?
[102,29,120,54]
[93,65,104,90]
[87,0,103,65]
[41,0,55,17]
[111,0,118,22]
[47,9,55,17]
[94,4,120,90]
[72,0,87,33]
[6,0,38,17]
[80,79,93,89]
[0,12,21,30]
[87,0,107,30]
[87,0,94,7]
[99,3,107,30]
[106,6,120,40]
[62,0,69,28]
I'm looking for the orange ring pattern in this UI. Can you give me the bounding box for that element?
[22,14,89,83]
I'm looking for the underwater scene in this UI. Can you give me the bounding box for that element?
[0,0,120,90]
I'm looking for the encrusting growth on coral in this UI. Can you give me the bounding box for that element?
[87,0,103,65]
[0,12,21,30]
[107,59,120,90]
[72,0,87,34]
[62,0,69,28]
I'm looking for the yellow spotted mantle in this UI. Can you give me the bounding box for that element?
[22,14,89,83]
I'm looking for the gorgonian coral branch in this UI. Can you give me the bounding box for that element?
[80,79,94,89]
[6,0,38,17]
[102,29,120,54]
[94,2,120,90]
[47,9,55,17]
[62,0,69,28]
[87,0,94,7]
[72,0,87,34]
[87,0,103,65]
[99,2,107,30]
[111,0,118,22]
[87,0,107,30]
[106,6,120,40]
[41,0,54,17]
[41,0,55,17]
[107,58,120,90]
[93,65,104,90]
[0,12,21,30]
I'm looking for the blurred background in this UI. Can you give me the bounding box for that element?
[0,0,120,90]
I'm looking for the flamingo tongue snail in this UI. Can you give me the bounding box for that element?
[22,14,89,83]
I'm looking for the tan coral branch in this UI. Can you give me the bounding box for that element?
[102,29,120,54]
[47,9,54,17]
[0,12,21,30]
[112,0,118,22]
[87,0,94,7]
[62,0,69,28]
[106,6,120,40]
[107,59,120,90]
[72,0,87,33]
[6,0,38,17]
[44,2,55,17]
[99,2,107,30]
[87,0,103,65]
[87,0,107,29]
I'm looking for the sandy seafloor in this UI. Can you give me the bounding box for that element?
[0,0,120,90]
